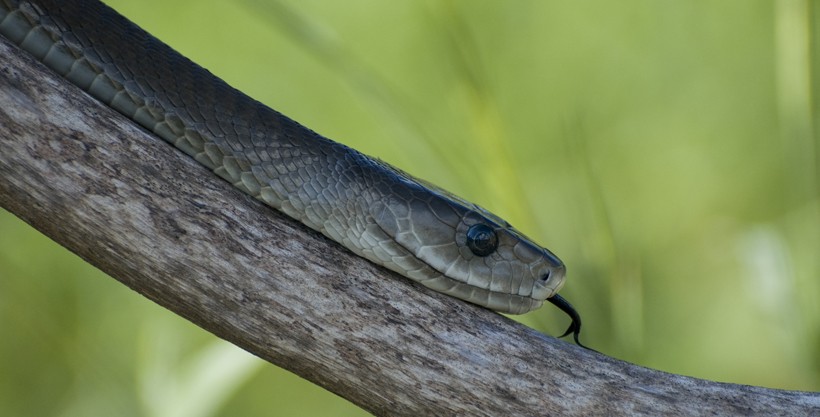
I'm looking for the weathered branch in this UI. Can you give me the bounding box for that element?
[0,36,817,417]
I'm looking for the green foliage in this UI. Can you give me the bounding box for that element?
[1,0,817,415]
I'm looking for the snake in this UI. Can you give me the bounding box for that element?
[0,0,588,346]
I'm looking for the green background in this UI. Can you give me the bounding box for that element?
[1,0,818,416]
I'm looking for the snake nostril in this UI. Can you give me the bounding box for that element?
[540,270,551,283]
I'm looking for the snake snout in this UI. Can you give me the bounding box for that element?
[547,262,566,284]
[540,263,565,283]
[533,261,566,301]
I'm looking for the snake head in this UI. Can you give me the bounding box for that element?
[366,163,591,348]
[371,171,566,314]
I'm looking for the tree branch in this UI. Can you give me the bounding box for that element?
[0,36,817,417]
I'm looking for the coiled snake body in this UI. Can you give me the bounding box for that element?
[0,0,587,344]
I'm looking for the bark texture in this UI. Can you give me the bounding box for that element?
[1,36,818,417]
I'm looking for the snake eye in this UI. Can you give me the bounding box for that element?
[466,224,498,257]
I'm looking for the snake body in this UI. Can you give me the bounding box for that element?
[0,0,573,317]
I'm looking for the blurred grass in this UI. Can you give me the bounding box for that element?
[1,0,818,415]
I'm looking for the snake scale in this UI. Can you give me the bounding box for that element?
[0,0,587,346]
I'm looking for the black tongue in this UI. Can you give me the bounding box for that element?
[547,294,595,351]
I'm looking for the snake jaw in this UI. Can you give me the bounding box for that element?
[547,294,594,351]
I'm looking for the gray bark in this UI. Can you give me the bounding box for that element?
[1,36,817,417]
